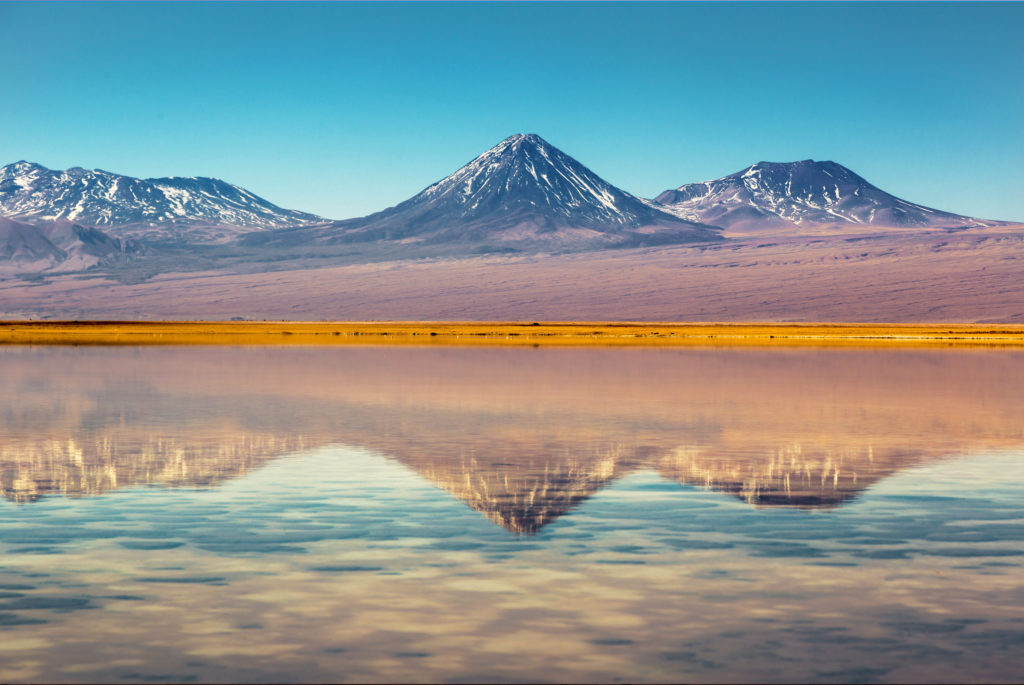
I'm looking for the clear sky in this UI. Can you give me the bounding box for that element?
[1,1,1021,221]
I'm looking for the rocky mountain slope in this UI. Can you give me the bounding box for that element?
[653,159,1001,232]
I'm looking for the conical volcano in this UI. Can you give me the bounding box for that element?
[244,134,722,253]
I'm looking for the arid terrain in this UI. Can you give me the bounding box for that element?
[2,225,1022,322]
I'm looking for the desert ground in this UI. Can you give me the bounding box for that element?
[1,225,1022,322]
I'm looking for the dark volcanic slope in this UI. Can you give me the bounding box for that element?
[654,160,1002,232]
[244,134,722,252]
[0,161,324,242]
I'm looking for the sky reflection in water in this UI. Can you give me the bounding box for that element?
[0,346,1022,683]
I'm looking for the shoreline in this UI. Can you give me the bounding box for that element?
[3,321,1024,347]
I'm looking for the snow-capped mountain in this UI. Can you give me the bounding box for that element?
[245,134,721,252]
[0,216,139,273]
[0,161,323,242]
[653,160,1000,232]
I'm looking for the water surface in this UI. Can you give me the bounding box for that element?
[1,346,1022,683]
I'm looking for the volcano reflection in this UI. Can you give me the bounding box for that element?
[2,345,1023,530]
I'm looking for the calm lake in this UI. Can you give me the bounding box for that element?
[1,345,1022,683]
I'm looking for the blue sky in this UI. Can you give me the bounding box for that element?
[1,1,1021,221]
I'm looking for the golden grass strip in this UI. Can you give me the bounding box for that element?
[2,321,1024,347]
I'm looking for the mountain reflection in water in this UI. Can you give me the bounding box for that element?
[3,346,1023,531]
[2,345,1024,684]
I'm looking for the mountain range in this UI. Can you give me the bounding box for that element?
[0,134,1013,276]
[0,161,323,243]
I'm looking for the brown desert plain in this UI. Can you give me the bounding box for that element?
[1,225,1024,323]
